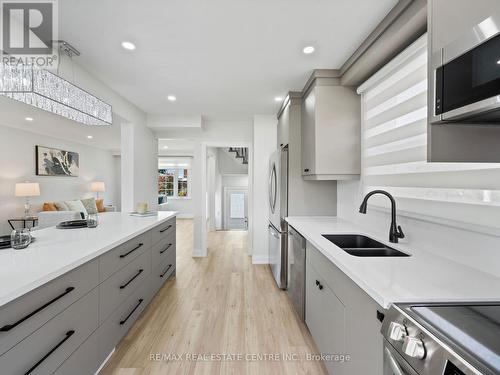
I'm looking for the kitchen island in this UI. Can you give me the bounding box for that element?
[0,211,177,375]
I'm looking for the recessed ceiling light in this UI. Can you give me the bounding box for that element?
[497,59,500,65]
[163,146,169,149]
[167,95,177,102]
[121,41,136,51]
[87,135,93,139]
[274,97,283,102]
[25,117,33,121]
[302,46,315,54]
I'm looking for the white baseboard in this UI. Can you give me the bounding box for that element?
[252,254,270,264]
[95,348,115,374]
[176,214,194,219]
[192,248,207,257]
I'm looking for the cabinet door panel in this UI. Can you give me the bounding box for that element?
[306,263,346,375]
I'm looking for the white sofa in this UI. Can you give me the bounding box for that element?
[36,206,116,230]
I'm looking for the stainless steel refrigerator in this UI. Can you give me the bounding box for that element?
[268,146,288,289]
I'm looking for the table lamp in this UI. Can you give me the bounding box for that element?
[90,181,105,199]
[15,182,40,217]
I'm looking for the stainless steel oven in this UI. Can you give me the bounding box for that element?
[432,12,500,123]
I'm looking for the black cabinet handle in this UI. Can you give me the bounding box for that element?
[0,287,75,332]
[304,168,310,173]
[119,243,143,258]
[377,310,385,323]
[159,225,172,233]
[315,280,323,290]
[160,264,173,278]
[159,243,173,254]
[119,269,143,289]
[25,330,75,375]
[120,299,143,325]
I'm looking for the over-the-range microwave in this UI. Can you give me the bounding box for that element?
[431,13,500,124]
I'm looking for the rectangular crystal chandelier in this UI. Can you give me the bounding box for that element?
[0,64,113,126]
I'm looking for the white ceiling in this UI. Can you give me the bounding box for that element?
[58,0,398,118]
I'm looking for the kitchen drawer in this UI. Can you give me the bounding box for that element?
[99,279,150,358]
[151,218,176,246]
[53,329,100,375]
[151,232,175,269]
[99,231,151,281]
[99,249,151,324]
[0,288,98,375]
[0,259,98,356]
[306,242,349,304]
[151,250,176,296]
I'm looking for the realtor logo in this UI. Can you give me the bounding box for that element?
[1,0,58,67]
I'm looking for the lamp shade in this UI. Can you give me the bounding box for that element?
[90,181,106,192]
[15,182,40,197]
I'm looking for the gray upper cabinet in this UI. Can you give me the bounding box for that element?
[277,92,301,149]
[301,70,361,180]
[428,0,500,162]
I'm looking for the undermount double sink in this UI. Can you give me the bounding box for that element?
[322,234,410,257]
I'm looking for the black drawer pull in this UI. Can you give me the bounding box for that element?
[315,280,323,290]
[120,299,144,325]
[0,287,75,332]
[25,330,75,375]
[159,224,172,233]
[119,243,143,258]
[120,269,144,289]
[304,168,310,173]
[159,243,173,254]
[160,264,173,278]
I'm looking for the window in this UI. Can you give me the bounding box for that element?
[358,34,500,229]
[158,167,190,200]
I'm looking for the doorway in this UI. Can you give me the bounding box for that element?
[224,187,248,230]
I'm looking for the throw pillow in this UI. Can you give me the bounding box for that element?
[54,201,69,211]
[81,197,98,215]
[96,198,106,213]
[65,200,88,218]
[42,202,57,211]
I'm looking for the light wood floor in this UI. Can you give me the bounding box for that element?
[101,219,326,375]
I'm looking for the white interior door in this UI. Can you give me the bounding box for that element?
[224,187,248,230]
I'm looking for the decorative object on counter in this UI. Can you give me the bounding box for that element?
[10,228,32,250]
[7,216,38,230]
[130,211,157,217]
[0,235,11,249]
[56,220,89,229]
[87,213,99,228]
[36,146,79,177]
[96,198,106,213]
[81,197,98,215]
[1,234,36,250]
[136,202,148,214]
[65,200,88,218]
[90,181,105,199]
[14,182,40,217]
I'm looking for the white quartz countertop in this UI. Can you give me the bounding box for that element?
[286,216,500,309]
[0,211,177,307]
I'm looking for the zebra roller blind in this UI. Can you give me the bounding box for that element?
[357,35,500,230]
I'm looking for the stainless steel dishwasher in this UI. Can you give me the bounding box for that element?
[287,226,306,320]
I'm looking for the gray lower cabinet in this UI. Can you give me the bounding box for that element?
[306,264,346,375]
[305,242,385,375]
[0,288,98,375]
[0,218,177,375]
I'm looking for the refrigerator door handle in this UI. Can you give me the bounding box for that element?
[269,164,277,213]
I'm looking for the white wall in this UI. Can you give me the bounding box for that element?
[121,122,157,213]
[252,115,277,263]
[0,124,116,235]
[217,149,249,174]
